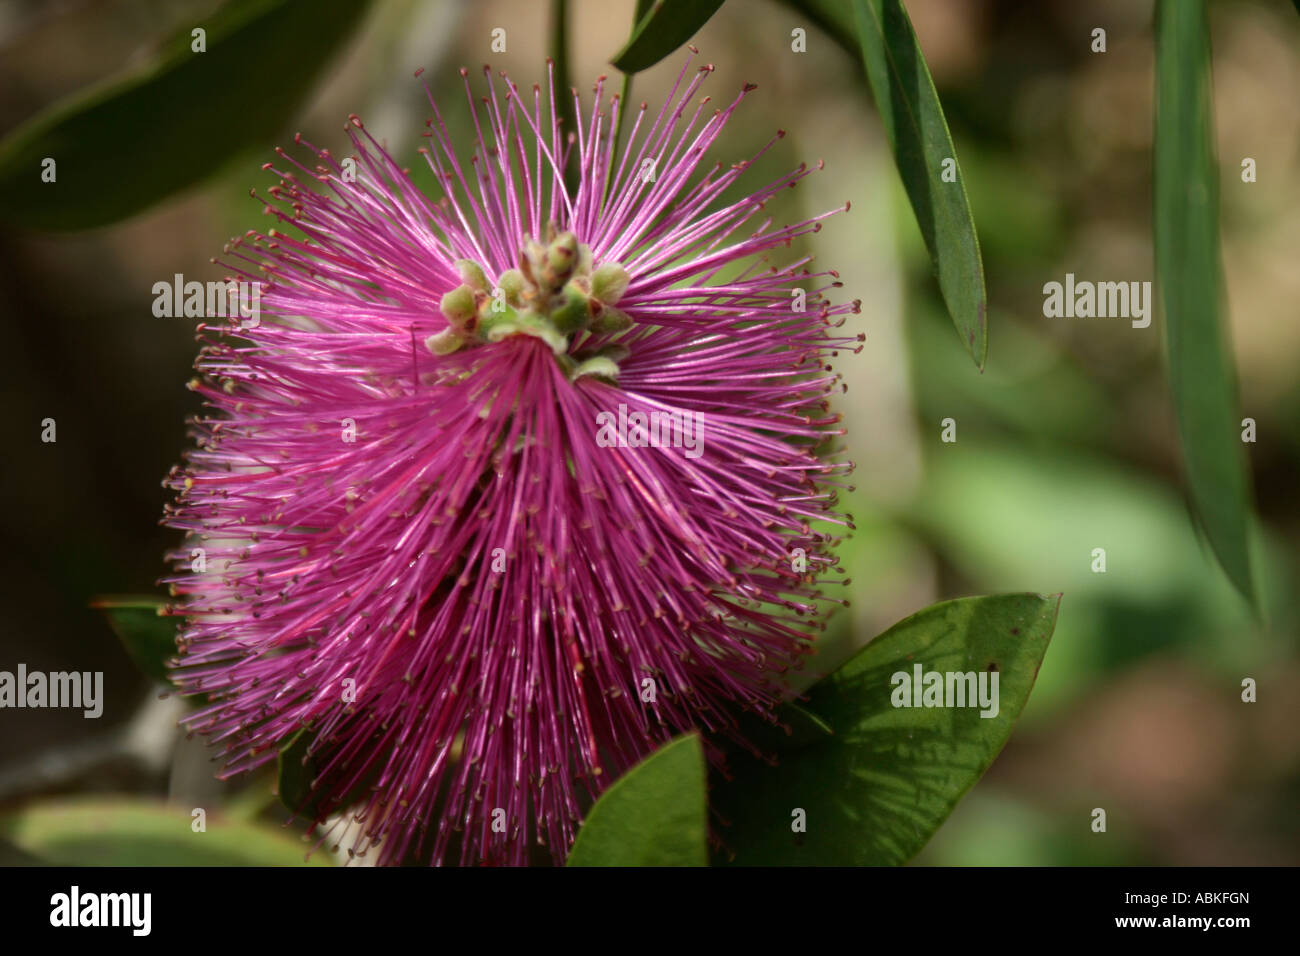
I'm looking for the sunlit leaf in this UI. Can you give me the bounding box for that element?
[713,593,1060,865]
[567,733,707,866]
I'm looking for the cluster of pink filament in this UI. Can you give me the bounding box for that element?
[162,51,861,865]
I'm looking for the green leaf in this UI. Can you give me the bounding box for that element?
[0,0,371,231]
[733,701,836,754]
[90,595,175,683]
[567,733,707,866]
[851,0,987,368]
[277,730,320,816]
[276,727,386,820]
[713,593,1060,865]
[610,0,726,74]
[0,797,331,865]
[1153,0,1256,604]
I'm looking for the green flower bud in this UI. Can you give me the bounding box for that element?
[591,304,634,334]
[550,283,592,335]
[497,269,526,308]
[427,234,631,375]
[590,262,630,305]
[571,355,621,382]
[594,343,630,364]
[545,232,580,287]
[454,259,490,293]
[439,285,477,327]
[483,320,521,342]
[425,328,466,355]
[522,319,569,355]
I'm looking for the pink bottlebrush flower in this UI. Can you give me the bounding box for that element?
[162,51,861,866]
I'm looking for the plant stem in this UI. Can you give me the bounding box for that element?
[605,0,653,205]
[550,0,580,197]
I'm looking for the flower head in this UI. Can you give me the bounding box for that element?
[163,52,861,865]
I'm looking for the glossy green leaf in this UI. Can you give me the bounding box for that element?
[713,593,1060,865]
[851,0,987,368]
[1153,0,1256,604]
[0,797,331,865]
[567,733,707,866]
[0,0,371,231]
[90,595,175,683]
[610,0,726,74]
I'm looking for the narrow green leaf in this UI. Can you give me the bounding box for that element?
[0,0,371,231]
[1153,0,1256,603]
[610,0,726,74]
[0,797,331,865]
[90,595,175,683]
[713,593,1061,865]
[567,733,707,866]
[851,0,987,368]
